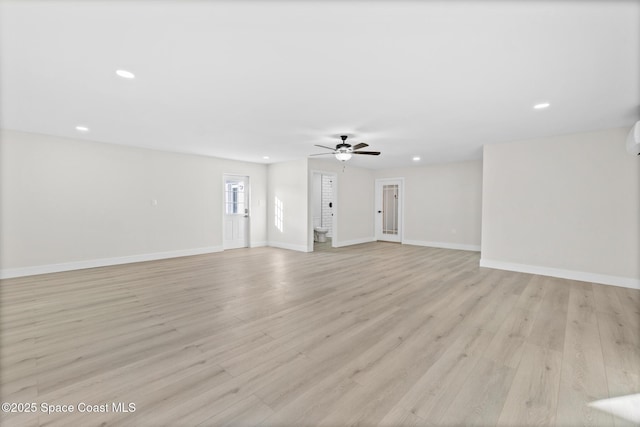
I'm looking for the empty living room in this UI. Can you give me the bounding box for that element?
[1,1,639,426]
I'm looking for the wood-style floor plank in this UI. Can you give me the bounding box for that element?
[497,343,563,426]
[439,357,516,426]
[1,242,638,426]
[556,281,614,426]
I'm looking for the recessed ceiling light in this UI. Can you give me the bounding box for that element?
[412,156,421,161]
[116,69,135,79]
[75,125,90,132]
[534,102,550,109]
[263,156,270,160]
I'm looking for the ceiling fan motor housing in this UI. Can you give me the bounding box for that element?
[311,134,380,160]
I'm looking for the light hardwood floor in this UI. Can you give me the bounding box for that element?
[1,243,638,426]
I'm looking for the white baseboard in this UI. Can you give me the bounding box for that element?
[333,237,376,248]
[0,246,224,280]
[404,239,481,252]
[267,241,310,252]
[479,258,640,290]
[250,241,267,248]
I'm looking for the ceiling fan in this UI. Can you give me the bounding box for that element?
[310,135,381,162]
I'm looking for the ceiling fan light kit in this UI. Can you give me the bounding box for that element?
[311,135,381,162]
[335,151,352,162]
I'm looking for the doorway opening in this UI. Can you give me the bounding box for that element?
[311,171,337,250]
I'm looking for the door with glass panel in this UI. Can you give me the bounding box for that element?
[375,178,403,243]
[223,175,250,249]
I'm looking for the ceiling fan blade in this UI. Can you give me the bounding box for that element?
[314,144,337,151]
[309,152,335,156]
[353,151,381,156]
[352,142,368,150]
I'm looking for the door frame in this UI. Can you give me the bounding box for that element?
[374,177,404,243]
[308,170,338,251]
[222,174,251,250]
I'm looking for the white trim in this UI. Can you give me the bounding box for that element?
[479,258,640,290]
[0,246,224,279]
[404,240,481,252]
[333,236,376,248]
[267,241,310,252]
[250,241,267,248]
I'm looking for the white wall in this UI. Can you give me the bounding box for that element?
[308,159,376,249]
[267,158,309,252]
[376,160,483,251]
[481,127,640,289]
[0,130,267,277]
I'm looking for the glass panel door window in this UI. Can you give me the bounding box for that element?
[382,184,399,235]
[375,178,402,243]
[225,182,245,215]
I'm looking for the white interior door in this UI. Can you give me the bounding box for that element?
[223,175,250,249]
[375,178,403,243]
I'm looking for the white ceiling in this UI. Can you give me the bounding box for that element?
[1,0,638,169]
